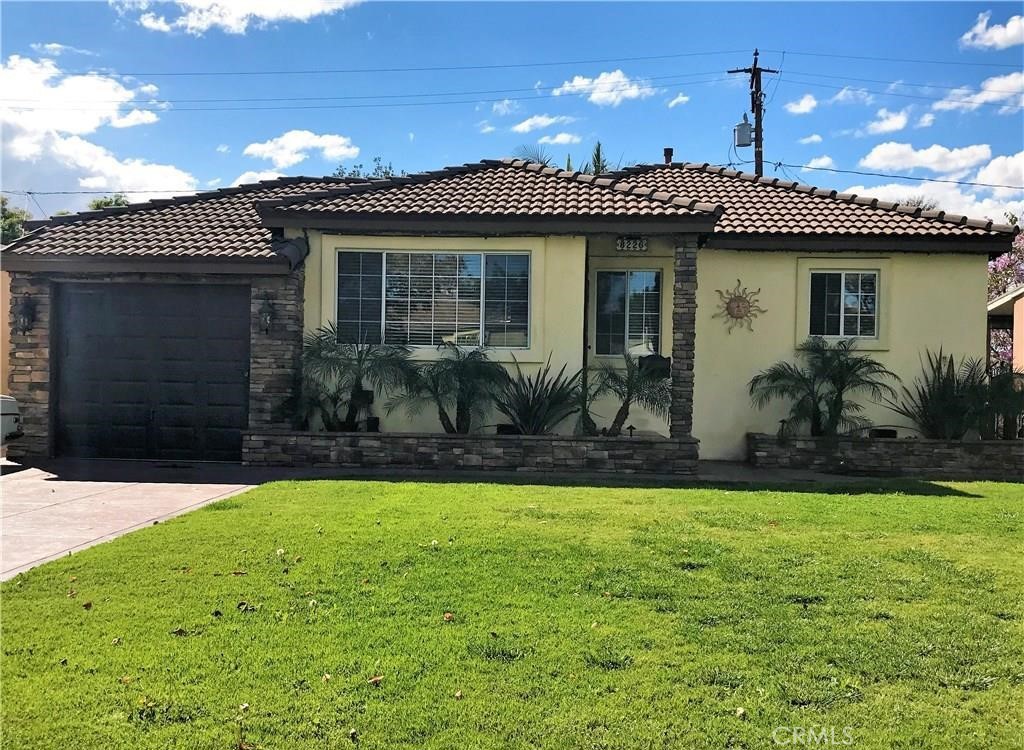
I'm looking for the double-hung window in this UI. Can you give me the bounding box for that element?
[809,270,878,338]
[595,269,662,356]
[336,250,529,347]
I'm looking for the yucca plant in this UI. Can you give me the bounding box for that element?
[882,350,988,440]
[493,357,581,435]
[749,337,898,437]
[387,344,508,434]
[597,352,672,436]
[302,323,415,431]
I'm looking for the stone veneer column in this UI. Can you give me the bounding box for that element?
[669,242,698,439]
[248,267,304,429]
[6,273,52,458]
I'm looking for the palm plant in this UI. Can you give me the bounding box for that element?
[984,365,1024,439]
[597,352,672,436]
[749,337,898,437]
[493,357,581,435]
[574,368,606,436]
[302,323,415,431]
[884,350,993,439]
[387,344,508,434]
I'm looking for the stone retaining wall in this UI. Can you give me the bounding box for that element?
[244,431,699,475]
[747,432,1023,481]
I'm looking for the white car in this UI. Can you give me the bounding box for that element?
[2,395,23,443]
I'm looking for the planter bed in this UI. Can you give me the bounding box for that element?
[747,432,1023,481]
[243,430,699,475]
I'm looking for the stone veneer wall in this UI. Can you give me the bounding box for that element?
[670,243,697,439]
[747,432,1023,481]
[6,274,51,457]
[244,431,700,475]
[5,269,303,459]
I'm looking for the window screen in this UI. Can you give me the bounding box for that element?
[596,270,661,356]
[336,251,383,343]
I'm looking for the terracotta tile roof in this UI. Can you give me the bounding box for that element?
[612,163,1016,237]
[2,176,353,260]
[259,159,724,218]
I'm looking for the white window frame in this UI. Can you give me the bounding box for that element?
[336,249,531,349]
[594,267,663,357]
[808,269,880,339]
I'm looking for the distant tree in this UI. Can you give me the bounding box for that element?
[901,194,939,211]
[1,196,31,245]
[513,144,552,166]
[586,141,611,175]
[88,193,130,209]
[54,210,71,216]
[988,211,1024,364]
[333,156,404,179]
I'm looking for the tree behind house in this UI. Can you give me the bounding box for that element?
[88,193,130,210]
[1,196,31,245]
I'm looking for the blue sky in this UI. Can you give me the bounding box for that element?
[1,1,1022,219]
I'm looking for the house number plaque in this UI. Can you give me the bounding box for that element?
[615,236,648,253]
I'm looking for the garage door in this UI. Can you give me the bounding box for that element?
[56,283,250,462]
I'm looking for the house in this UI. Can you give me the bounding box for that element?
[2,157,1016,468]
[987,284,1024,370]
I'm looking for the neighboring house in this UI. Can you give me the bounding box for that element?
[988,284,1024,370]
[2,157,1016,464]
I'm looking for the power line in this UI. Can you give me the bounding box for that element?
[784,69,1023,95]
[89,49,748,78]
[777,76,1021,108]
[763,48,1022,69]
[765,161,1024,191]
[0,69,726,106]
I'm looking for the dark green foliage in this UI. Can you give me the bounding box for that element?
[885,351,1024,440]
[749,337,898,436]
[298,323,414,430]
[596,352,671,436]
[1,195,31,244]
[387,344,509,433]
[493,357,581,434]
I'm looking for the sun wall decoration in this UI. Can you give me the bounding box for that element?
[712,279,767,333]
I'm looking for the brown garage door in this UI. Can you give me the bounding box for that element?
[56,283,250,461]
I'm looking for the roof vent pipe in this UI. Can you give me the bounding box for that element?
[663,147,674,164]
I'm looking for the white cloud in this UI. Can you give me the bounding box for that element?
[537,132,581,145]
[933,71,1024,114]
[784,94,818,114]
[553,69,654,107]
[667,92,690,108]
[0,54,190,212]
[960,11,1024,50]
[974,151,1024,198]
[117,0,360,36]
[798,134,823,145]
[28,42,94,57]
[110,109,160,128]
[242,129,359,168]
[477,121,496,134]
[802,155,835,171]
[231,170,285,186]
[205,177,222,187]
[914,113,935,129]
[829,87,874,106]
[408,132,415,142]
[492,98,519,116]
[843,180,1022,223]
[510,114,575,133]
[864,108,909,135]
[859,142,992,173]
[216,143,230,153]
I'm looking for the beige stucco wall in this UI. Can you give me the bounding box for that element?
[302,232,587,433]
[693,249,989,460]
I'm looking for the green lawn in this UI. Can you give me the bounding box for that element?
[2,479,1022,749]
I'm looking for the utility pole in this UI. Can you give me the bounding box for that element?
[728,49,778,177]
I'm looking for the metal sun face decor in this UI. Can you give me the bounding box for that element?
[712,279,767,333]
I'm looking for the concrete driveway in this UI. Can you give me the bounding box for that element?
[0,459,265,580]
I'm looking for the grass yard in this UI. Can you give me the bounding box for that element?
[1,479,1022,749]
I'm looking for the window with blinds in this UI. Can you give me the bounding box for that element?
[336,250,529,347]
[595,270,661,356]
[809,270,877,337]
[336,251,383,344]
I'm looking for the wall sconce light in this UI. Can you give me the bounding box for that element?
[14,294,36,335]
[258,297,276,335]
